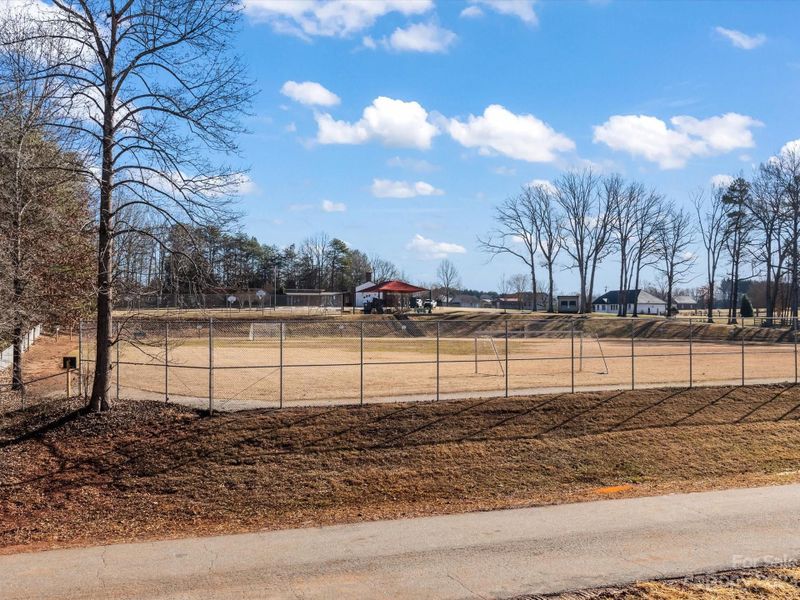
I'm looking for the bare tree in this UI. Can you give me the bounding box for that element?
[605,174,632,316]
[18,0,254,410]
[656,206,696,315]
[436,259,461,306]
[554,169,612,313]
[529,183,563,312]
[695,188,729,323]
[749,164,790,324]
[369,254,400,282]
[300,232,331,290]
[508,273,529,311]
[478,186,539,312]
[628,188,665,316]
[766,146,800,322]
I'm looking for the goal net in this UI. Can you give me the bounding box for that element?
[473,335,505,376]
[249,322,285,341]
[578,332,609,374]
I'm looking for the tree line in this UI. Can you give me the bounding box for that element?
[479,170,691,316]
[116,225,404,303]
[481,155,800,325]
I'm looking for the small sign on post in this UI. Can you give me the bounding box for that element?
[63,356,77,398]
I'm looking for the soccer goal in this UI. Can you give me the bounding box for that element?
[578,332,609,375]
[473,335,505,376]
[249,322,285,341]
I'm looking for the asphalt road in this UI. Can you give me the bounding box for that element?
[3,484,800,599]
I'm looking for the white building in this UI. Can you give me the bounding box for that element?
[355,281,382,308]
[592,290,668,315]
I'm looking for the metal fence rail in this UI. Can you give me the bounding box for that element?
[72,317,800,411]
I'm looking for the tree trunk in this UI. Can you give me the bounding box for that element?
[530,263,537,312]
[547,261,554,313]
[89,83,116,412]
[588,263,598,315]
[617,254,626,317]
[11,210,24,391]
[765,247,773,325]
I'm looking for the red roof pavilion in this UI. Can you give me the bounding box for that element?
[359,280,428,294]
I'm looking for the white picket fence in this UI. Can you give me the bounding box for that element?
[0,325,42,370]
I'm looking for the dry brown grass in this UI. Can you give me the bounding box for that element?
[541,567,800,598]
[3,384,800,554]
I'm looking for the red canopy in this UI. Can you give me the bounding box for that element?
[360,280,428,294]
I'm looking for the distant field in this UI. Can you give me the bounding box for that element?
[99,330,796,406]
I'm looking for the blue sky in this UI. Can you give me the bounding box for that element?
[232,0,800,293]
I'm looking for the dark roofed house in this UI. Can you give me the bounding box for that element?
[592,290,667,315]
[673,295,698,311]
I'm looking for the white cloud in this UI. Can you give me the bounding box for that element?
[387,156,439,172]
[316,96,439,149]
[460,5,484,18]
[321,199,346,212]
[371,178,444,198]
[710,174,734,189]
[715,26,766,50]
[467,0,538,25]
[492,166,517,176]
[234,174,259,196]
[592,113,762,169]
[407,234,466,259]
[383,22,457,53]
[528,178,556,193]
[280,81,340,106]
[244,0,433,38]
[780,139,800,156]
[447,104,575,162]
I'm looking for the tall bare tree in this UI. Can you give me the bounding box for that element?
[554,169,612,313]
[19,0,253,411]
[766,146,800,322]
[436,259,461,306]
[606,174,633,316]
[478,186,539,311]
[656,206,696,315]
[749,164,790,324]
[529,183,562,312]
[628,188,664,316]
[695,188,729,323]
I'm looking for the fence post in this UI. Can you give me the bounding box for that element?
[164,321,169,402]
[208,317,214,413]
[77,318,83,398]
[688,318,693,389]
[474,337,478,375]
[279,322,284,408]
[115,322,120,402]
[630,319,635,391]
[570,320,575,393]
[360,321,364,406]
[741,329,745,387]
[504,320,509,398]
[436,321,440,401]
[794,321,798,385]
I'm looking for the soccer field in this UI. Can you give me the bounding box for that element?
[80,318,800,407]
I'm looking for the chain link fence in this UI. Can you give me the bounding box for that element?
[68,317,800,410]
